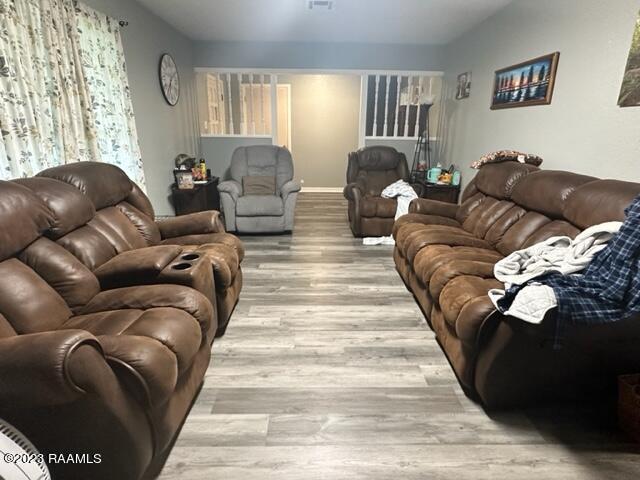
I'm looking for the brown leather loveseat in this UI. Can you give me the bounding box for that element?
[344,146,415,237]
[32,161,244,336]
[0,179,219,479]
[393,161,640,408]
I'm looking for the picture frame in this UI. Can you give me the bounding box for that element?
[618,10,640,107]
[174,170,194,190]
[456,72,471,99]
[491,52,560,110]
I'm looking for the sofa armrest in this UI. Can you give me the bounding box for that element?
[343,182,363,201]
[280,180,302,198]
[157,211,225,239]
[94,246,182,289]
[217,180,242,200]
[409,198,459,218]
[0,330,102,408]
[80,285,215,340]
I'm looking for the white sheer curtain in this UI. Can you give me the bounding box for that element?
[0,0,146,188]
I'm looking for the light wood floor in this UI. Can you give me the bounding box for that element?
[160,193,640,479]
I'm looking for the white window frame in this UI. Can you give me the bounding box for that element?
[194,67,443,147]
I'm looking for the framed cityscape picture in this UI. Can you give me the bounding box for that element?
[491,52,560,109]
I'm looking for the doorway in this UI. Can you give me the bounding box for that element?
[278,73,360,189]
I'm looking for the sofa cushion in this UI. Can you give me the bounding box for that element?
[19,237,101,310]
[65,307,201,375]
[396,224,474,254]
[356,170,399,197]
[439,275,503,339]
[0,181,53,261]
[563,179,640,229]
[13,177,96,239]
[236,195,284,216]
[473,162,538,200]
[38,161,133,210]
[242,176,276,195]
[414,245,503,286]
[0,259,72,333]
[405,228,493,263]
[97,333,178,407]
[393,213,461,239]
[511,170,597,219]
[360,197,397,218]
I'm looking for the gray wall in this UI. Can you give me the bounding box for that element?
[195,41,445,71]
[83,0,199,216]
[440,0,640,192]
[201,137,273,181]
[279,74,360,188]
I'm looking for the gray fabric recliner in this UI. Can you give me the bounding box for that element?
[218,145,301,233]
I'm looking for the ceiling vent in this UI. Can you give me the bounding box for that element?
[307,1,335,11]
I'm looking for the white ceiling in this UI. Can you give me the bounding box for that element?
[136,0,514,45]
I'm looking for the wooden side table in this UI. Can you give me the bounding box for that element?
[416,181,461,204]
[171,177,220,216]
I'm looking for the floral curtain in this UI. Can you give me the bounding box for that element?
[75,2,145,187]
[0,0,146,188]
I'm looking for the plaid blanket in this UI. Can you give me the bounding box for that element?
[545,194,640,323]
[500,194,640,345]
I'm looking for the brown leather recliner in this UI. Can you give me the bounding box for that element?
[0,180,216,480]
[344,146,417,237]
[30,162,244,336]
[393,161,640,408]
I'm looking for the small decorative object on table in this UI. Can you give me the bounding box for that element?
[174,153,197,190]
[174,170,194,190]
[618,374,640,442]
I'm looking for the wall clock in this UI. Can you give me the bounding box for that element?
[159,53,180,106]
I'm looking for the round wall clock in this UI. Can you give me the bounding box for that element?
[159,53,180,106]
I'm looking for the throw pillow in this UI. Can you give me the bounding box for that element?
[243,175,276,195]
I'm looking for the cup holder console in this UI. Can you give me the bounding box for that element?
[181,253,200,261]
[172,262,193,271]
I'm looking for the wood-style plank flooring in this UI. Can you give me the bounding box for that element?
[160,192,640,479]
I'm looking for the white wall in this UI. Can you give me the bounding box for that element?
[441,0,640,191]
[83,0,199,216]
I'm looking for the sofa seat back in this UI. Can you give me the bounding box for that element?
[429,163,638,257]
[230,145,294,194]
[0,181,88,334]
[347,146,409,197]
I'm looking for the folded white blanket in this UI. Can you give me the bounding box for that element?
[494,221,622,286]
[489,221,622,324]
[382,180,418,221]
[362,180,417,246]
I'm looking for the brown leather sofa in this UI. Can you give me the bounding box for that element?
[344,146,417,237]
[393,161,640,408]
[31,161,244,336]
[0,180,217,479]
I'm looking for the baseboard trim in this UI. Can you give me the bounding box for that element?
[301,187,343,193]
